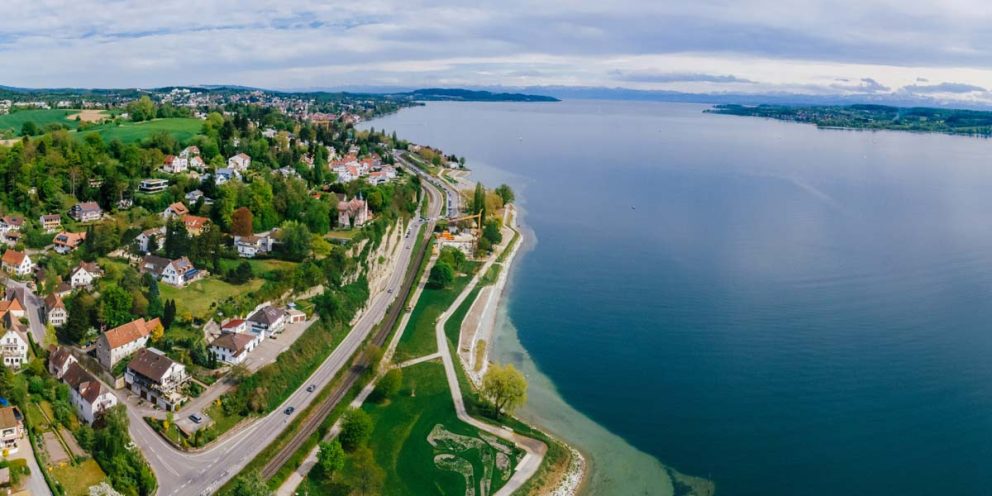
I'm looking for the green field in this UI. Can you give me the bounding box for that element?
[0,109,85,133]
[50,459,108,496]
[392,269,476,362]
[217,258,299,278]
[302,362,521,495]
[80,117,203,143]
[160,277,265,319]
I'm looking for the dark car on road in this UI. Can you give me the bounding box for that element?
[306,385,316,392]
[284,406,295,415]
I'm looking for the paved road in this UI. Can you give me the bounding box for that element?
[128,168,440,496]
[5,279,48,345]
[395,151,462,217]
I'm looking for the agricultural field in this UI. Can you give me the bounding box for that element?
[301,361,522,496]
[80,117,203,143]
[0,109,88,134]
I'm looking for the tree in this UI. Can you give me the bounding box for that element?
[146,273,163,317]
[373,368,402,402]
[472,181,486,215]
[480,363,527,418]
[278,220,312,261]
[100,286,133,328]
[164,219,189,259]
[20,121,38,137]
[317,439,345,480]
[225,471,269,496]
[347,446,385,496]
[495,184,515,204]
[427,262,455,289]
[482,219,503,246]
[339,408,373,451]
[162,299,177,329]
[127,95,156,122]
[231,207,254,237]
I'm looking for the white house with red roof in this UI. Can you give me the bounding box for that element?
[227,153,251,172]
[1,250,32,276]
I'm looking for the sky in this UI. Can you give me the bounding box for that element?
[5,0,992,103]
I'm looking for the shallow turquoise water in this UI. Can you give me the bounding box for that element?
[366,101,992,495]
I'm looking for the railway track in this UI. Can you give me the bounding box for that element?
[260,181,438,480]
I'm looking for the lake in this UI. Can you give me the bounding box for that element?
[363,100,992,495]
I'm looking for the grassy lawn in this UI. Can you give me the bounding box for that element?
[217,258,298,278]
[160,277,264,319]
[392,270,475,362]
[50,459,107,496]
[325,230,360,241]
[79,117,203,143]
[0,109,85,134]
[205,402,243,435]
[301,361,521,496]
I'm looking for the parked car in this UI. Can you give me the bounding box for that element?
[284,406,295,415]
[189,414,203,424]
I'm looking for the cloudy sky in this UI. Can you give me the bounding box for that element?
[5,0,992,102]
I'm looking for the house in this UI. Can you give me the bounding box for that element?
[160,257,203,287]
[234,233,276,258]
[0,326,29,369]
[139,254,171,278]
[337,196,370,228]
[53,281,72,299]
[70,202,102,222]
[1,250,32,276]
[48,346,77,379]
[44,294,67,327]
[0,407,24,453]
[138,178,169,194]
[0,216,23,234]
[274,166,299,178]
[53,231,86,254]
[213,167,242,185]
[95,317,161,371]
[179,145,200,159]
[185,190,213,205]
[220,318,248,334]
[69,261,103,288]
[247,305,287,337]
[40,214,62,233]
[227,153,251,171]
[208,332,259,365]
[124,348,188,411]
[135,227,165,254]
[162,155,188,174]
[1,231,20,246]
[162,202,189,219]
[180,215,209,236]
[0,298,23,323]
[62,362,117,424]
[189,156,206,171]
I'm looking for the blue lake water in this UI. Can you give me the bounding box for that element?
[364,101,992,495]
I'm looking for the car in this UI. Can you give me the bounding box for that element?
[284,406,295,415]
[306,384,316,393]
[387,289,393,294]
[189,414,203,424]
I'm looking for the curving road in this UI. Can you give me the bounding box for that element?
[127,165,442,496]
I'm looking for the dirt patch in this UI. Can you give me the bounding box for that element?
[66,110,108,123]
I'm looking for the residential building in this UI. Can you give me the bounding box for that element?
[287,308,307,324]
[1,250,32,276]
[162,155,188,174]
[0,326,28,369]
[185,190,213,205]
[189,156,206,170]
[208,333,259,365]
[162,202,189,219]
[53,231,86,254]
[135,227,165,253]
[234,233,276,258]
[179,146,200,159]
[247,305,287,337]
[227,153,251,171]
[220,318,248,334]
[70,202,102,222]
[48,346,77,379]
[95,317,161,371]
[337,196,370,228]
[139,254,171,278]
[274,166,299,178]
[213,167,242,185]
[138,178,169,194]
[44,294,67,327]
[62,362,117,424]
[40,214,62,233]
[125,348,188,411]
[0,298,24,322]
[181,215,209,236]
[69,261,103,288]
[0,407,24,453]
[160,257,203,287]
[0,216,23,234]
